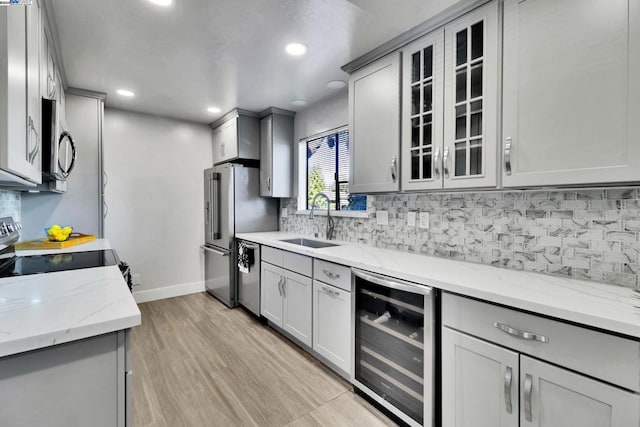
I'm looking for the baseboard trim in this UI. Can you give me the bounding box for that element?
[133,281,205,303]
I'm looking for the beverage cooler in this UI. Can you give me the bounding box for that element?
[352,269,436,427]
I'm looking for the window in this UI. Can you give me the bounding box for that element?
[304,127,366,211]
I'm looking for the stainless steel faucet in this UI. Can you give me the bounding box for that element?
[310,192,335,240]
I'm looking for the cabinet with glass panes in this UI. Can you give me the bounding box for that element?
[401,0,498,191]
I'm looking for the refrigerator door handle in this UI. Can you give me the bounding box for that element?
[211,173,221,240]
[201,245,229,256]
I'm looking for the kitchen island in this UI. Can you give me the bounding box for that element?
[0,239,140,427]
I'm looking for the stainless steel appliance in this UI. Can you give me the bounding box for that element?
[41,98,76,192]
[237,240,260,316]
[352,268,436,427]
[202,164,278,307]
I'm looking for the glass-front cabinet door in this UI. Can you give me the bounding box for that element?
[443,1,498,189]
[401,30,444,191]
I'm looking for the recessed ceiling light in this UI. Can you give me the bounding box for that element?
[207,106,221,114]
[327,80,346,89]
[116,89,135,97]
[147,0,172,6]
[291,99,308,107]
[285,43,308,56]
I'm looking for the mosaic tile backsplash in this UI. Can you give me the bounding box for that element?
[280,188,640,290]
[0,190,21,221]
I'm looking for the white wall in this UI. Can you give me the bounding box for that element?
[293,90,348,142]
[292,90,348,198]
[103,108,212,302]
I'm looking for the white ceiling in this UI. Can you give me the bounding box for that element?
[51,0,456,123]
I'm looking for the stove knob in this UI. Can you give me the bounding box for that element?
[16,222,21,230]
[0,224,6,236]
[7,224,14,232]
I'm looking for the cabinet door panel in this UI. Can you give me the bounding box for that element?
[442,328,519,427]
[401,29,445,191]
[259,115,272,196]
[260,262,283,326]
[312,281,351,374]
[503,0,640,187]
[349,52,400,193]
[282,270,312,347]
[212,119,237,164]
[443,1,498,189]
[520,356,640,427]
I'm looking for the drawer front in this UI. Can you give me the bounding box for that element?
[262,246,284,267]
[442,293,640,392]
[313,259,352,291]
[283,251,312,277]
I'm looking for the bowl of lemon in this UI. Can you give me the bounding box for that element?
[46,225,73,242]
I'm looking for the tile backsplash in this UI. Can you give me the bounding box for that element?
[280,188,640,290]
[0,190,21,221]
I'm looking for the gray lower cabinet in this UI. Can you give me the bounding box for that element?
[260,253,313,347]
[442,293,640,427]
[442,328,519,427]
[0,330,131,427]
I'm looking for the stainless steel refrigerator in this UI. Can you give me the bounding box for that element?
[203,164,278,307]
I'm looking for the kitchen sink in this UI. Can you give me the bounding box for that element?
[279,238,339,249]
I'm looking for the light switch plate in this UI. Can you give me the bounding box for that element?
[281,208,288,218]
[419,212,430,229]
[407,212,416,226]
[376,211,389,226]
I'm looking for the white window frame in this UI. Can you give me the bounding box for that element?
[296,126,372,218]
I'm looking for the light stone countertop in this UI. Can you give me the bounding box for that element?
[0,239,141,358]
[237,231,640,339]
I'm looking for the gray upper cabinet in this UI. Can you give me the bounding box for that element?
[401,29,445,191]
[401,0,498,191]
[0,4,42,184]
[502,0,640,187]
[442,0,498,190]
[210,109,259,165]
[260,108,294,198]
[349,52,401,193]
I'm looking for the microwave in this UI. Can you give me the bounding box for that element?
[41,98,76,181]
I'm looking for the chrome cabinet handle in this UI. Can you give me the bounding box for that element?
[322,286,340,296]
[443,147,450,178]
[493,322,549,343]
[504,366,513,414]
[31,124,40,164]
[267,177,271,192]
[281,278,286,298]
[434,146,441,179]
[323,269,340,280]
[103,201,109,218]
[504,137,512,176]
[390,156,397,182]
[524,373,533,422]
[277,276,283,296]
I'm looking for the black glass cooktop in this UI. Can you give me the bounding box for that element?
[0,250,120,278]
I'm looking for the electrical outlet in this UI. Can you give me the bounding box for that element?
[376,211,389,226]
[419,212,430,229]
[281,208,288,218]
[407,211,416,226]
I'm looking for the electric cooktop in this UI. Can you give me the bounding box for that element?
[0,250,120,278]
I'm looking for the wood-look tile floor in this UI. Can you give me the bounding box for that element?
[132,292,397,427]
